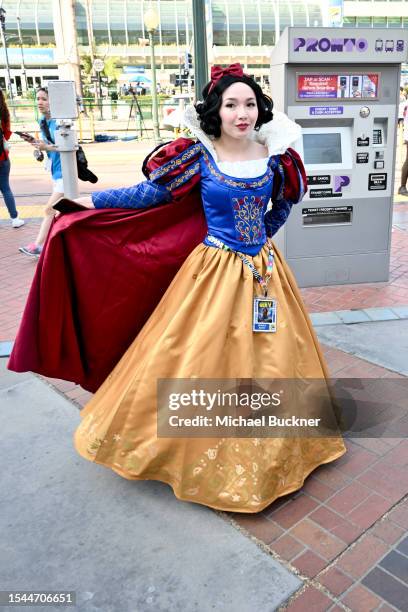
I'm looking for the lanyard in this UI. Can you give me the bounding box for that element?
[207,235,274,297]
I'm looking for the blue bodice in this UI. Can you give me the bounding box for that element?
[199,148,274,256]
[92,139,305,253]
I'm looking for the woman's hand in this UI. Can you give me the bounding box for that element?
[75,196,95,208]
[30,140,57,152]
[51,196,95,218]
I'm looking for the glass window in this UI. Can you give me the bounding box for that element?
[126,0,144,45]
[37,0,55,45]
[373,17,387,28]
[109,0,127,45]
[260,0,276,46]
[388,17,402,28]
[176,1,188,45]
[356,17,372,27]
[93,0,110,45]
[278,0,293,34]
[343,17,356,27]
[160,0,178,46]
[244,4,260,46]
[0,2,18,39]
[308,2,324,27]
[227,1,244,45]
[212,1,228,46]
[13,1,38,45]
[292,1,307,27]
[76,0,89,46]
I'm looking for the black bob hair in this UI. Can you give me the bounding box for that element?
[195,74,273,138]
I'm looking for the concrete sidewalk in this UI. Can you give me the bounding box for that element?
[0,359,301,612]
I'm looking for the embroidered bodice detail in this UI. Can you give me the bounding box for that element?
[232,195,268,244]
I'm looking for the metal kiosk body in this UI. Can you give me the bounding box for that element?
[270,27,408,287]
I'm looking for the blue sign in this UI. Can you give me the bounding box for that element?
[123,66,145,74]
[309,106,344,116]
[0,48,55,65]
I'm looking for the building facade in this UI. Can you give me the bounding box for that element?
[1,0,408,94]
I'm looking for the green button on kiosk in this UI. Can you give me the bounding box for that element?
[270,27,408,287]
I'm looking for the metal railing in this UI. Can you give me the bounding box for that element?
[7,98,177,142]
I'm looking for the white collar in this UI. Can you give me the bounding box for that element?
[182,105,301,161]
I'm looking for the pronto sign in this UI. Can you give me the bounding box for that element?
[284,27,408,64]
[294,37,368,53]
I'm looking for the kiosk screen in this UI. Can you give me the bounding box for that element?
[303,133,342,165]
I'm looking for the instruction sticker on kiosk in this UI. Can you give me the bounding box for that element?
[297,73,379,101]
[369,173,387,190]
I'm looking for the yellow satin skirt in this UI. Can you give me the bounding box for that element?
[74,243,346,513]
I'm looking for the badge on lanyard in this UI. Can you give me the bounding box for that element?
[253,297,277,333]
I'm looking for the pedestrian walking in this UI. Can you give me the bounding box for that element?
[0,89,24,228]
[10,64,345,513]
[398,100,408,197]
[19,87,64,257]
[398,87,407,128]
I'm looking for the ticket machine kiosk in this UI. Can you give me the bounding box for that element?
[270,27,408,287]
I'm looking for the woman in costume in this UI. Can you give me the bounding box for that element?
[9,65,345,513]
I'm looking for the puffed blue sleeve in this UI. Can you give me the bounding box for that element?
[92,180,171,209]
[264,149,307,237]
[264,199,293,238]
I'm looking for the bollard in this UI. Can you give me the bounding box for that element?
[54,120,79,200]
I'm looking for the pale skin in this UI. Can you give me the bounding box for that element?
[64,81,270,210]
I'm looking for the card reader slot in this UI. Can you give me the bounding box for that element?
[303,211,353,225]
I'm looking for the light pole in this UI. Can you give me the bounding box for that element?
[192,0,208,100]
[0,8,16,118]
[144,6,161,143]
[16,17,27,94]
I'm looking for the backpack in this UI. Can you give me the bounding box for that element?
[40,118,98,184]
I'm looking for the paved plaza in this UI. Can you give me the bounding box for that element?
[1,140,408,611]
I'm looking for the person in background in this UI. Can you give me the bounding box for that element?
[398,99,408,197]
[398,87,407,128]
[0,89,24,228]
[19,87,63,257]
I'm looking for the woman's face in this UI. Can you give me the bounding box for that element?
[36,91,49,114]
[218,82,258,140]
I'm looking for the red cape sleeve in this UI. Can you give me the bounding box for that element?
[8,141,207,392]
[272,148,308,203]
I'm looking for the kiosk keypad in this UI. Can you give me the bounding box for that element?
[373,129,383,145]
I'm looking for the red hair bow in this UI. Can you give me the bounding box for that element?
[209,63,244,92]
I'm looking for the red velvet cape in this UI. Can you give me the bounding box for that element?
[8,192,207,392]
